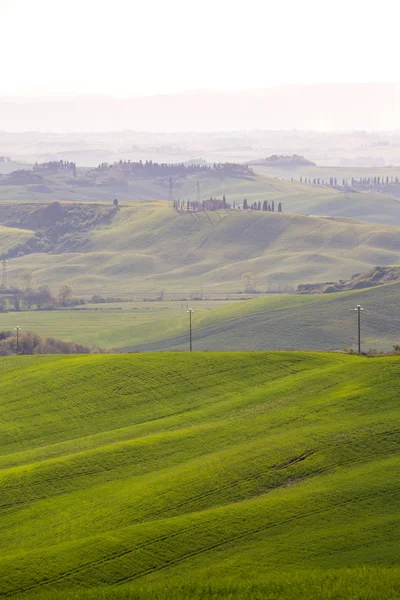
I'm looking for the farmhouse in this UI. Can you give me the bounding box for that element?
[203,197,230,210]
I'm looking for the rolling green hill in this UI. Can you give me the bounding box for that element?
[0,281,398,352]
[4,202,400,295]
[1,168,400,226]
[194,171,400,226]
[134,281,400,353]
[0,352,399,599]
[0,295,323,349]
[180,170,400,226]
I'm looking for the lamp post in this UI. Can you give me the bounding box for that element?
[354,305,364,354]
[187,308,194,352]
[14,326,21,354]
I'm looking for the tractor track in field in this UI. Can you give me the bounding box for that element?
[3,484,399,597]
[113,485,400,587]
[123,451,320,527]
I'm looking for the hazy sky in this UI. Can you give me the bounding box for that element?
[0,0,398,97]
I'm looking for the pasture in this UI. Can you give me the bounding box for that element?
[0,281,399,352]
[3,201,400,296]
[0,351,399,598]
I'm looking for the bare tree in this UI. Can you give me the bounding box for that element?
[57,284,73,307]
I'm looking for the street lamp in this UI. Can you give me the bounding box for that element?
[354,305,364,354]
[14,326,21,354]
[187,308,194,352]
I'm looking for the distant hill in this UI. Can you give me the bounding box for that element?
[1,202,400,295]
[2,84,400,131]
[0,160,30,175]
[250,155,316,167]
[0,161,254,203]
[1,164,400,227]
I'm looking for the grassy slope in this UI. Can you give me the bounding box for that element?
[7,202,400,294]
[135,281,400,352]
[0,180,166,202]
[0,352,399,599]
[1,170,400,226]
[0,223,33,255]
[0,295,324,349]
[0,300,237,349]
[243,169,400,225]
[0,282,397,352]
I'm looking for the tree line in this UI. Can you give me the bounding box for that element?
[33,160,77,176]
[95,161,253,181]
[0,330,94,355]
[0,280,83,313]
[298,175,400,188]
[243,199,283,212]
[173,197,283,212]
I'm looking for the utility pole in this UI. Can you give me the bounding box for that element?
[196,181,200,205]
[354,305,364,354]
[2,259,6,289]
[14,326,21,354]
[187,308,194,352]
[168,177,173,206]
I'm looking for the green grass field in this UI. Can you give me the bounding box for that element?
[0,299,236,349]
[4,201,400,296]
[0,351,399,598]
[133,281,400,353]
[0,282,398,352]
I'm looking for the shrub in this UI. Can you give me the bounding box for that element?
[0,330,97,355]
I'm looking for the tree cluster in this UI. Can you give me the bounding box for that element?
[33,160,77,176]
[0,203,117,261]
[252,155,315,167]
[0,282,84,313]
[0,330,93,355]
[173,196,283,213]
[173,196,229,211]
[300,176,328,185]
[95,161,253,181]
[243,199,283,212]
[98,160,213,177]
